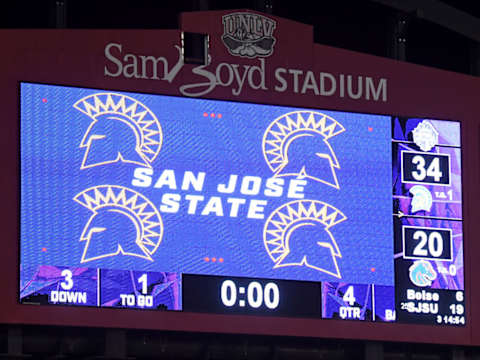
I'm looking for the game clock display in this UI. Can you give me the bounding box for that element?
[19,83,464,326]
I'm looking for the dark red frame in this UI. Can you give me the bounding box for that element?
[1,10,479,345]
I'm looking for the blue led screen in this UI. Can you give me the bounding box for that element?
[20,82,394,286]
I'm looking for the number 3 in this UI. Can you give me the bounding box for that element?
[411,155,427,181]
[60,269,73,290]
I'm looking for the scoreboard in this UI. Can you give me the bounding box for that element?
[19,82,464,326]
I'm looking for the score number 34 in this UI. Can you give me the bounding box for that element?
[402,152,450,185]
[411,156,442,182]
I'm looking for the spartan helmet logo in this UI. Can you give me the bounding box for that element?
[263,200,347,278]
[409,185,433,213]
[73,93,162,169]
[262,111,345,189]
[74,185,163,263]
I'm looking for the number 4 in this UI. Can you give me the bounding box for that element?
[343,286,356,306]
[426,157,442,182]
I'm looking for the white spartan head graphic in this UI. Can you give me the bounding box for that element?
[73,93,162,169]
[262,111,345,189]
[74,185,163,263]
[409,185,433,213]
[263,200,347,278]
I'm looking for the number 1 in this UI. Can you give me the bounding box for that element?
[138,274,148,294]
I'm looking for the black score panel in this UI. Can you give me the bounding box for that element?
[392,117,464,326]
[182,274,322,318]
[401,151,450,185]
[403,227,452,261]
[395,283,465,326]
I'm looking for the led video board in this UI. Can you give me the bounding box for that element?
[20,82,464,325]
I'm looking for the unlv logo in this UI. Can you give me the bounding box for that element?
[222,12,277,58]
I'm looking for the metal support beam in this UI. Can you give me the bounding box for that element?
[472,348,480,360]
[7,326,23,356]
[55,0,67,28]
[197,0,209,11]
[4,325,30,358]
[255,0,274,14]
[392,12,410,61]
[365,342,384,360]
[451,347,465,360]
[370,0,480,43]
[105,329,127,359]
[470,42,480,76]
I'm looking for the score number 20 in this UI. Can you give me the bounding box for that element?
[402,151,450,185]
[403,227,452,261]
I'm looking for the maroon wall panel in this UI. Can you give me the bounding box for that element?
[1,9,478,345]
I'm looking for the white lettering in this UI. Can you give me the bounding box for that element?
[287,179,306,198]
[185,195,204,214]
[264,178,284,197]
[201,196,224,216]
[274,67,287,92]
[240,176,262,195]
[247,59,267,90]
[179,62,217,97]
[301,71,319,95]
[216,62,234,87]
[231,64,250,96]
[339,74,345,98]
[154,169,177,189]
[347,75,362,99]
[247,199,267,219]
[104,43,123,77]
[160,193,181,213]
[288,69,303,93]
[139,55,169,80]
[132,167,153,187]
[218,175,238,193]
[123,54,139,78]
[320,72,336,96]
[366,77,387,102]
[50,291,87,304]
[181,171,205,191]
[227,197,246,217]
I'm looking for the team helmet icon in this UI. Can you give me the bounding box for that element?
[409,185,433,213]
[263,200,347,278]
[74,185,163,263]
[409,260,437,287]
[262,111,345,189]
[73,93,162,169]
[412,120,438,152]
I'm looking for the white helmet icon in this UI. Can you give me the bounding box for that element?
[409,185,433,213]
